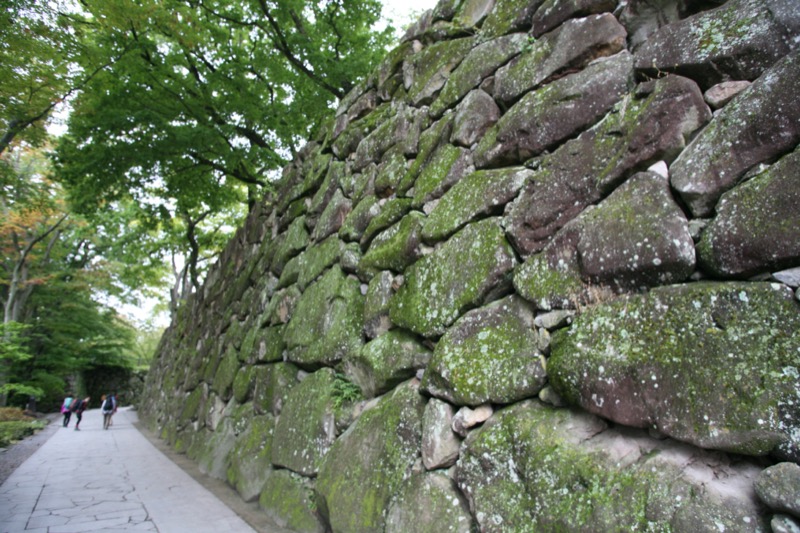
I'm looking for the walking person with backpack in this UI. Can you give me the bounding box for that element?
[61,395,74,427]
[101,393,116,430]
[72,396,90,430]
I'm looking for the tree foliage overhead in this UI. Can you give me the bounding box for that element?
[55,0,393,211]
[52,0,394,306]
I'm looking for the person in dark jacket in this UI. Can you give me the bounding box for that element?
[61,395,74,427]
[73,396,90,431]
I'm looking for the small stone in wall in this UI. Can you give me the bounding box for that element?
[704,80,751,109]
[452,404,493,437]
[422,398,461,470]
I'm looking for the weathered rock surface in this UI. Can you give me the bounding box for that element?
[259,470,324,533]
[514,171,695,308]
[283,266,363,367]
[422,295,547,406]
[755,462,800,518]
[421,398,461,470]
[456,401,765,532]
[226,414,275,502]
[385,471,474,533]
[504,74,710,257]
[670,50,800,217]
[346,329,431,398]
[316,381,425,533]
[697,147,800,278]
[475,51,633,168]
[549,282,800,459]
[271,369,337,476]
[634,0,800,90]
[390,218,517,337]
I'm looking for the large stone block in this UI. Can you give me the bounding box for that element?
[226,414,275,502]
[504,74,710,257]
[385,471,474,533]
[316,381,426,533]
[514,171,695,308]
[634,0,800,90]
[390,217,518,338]
[549,282,800,460]
[670,50,800,217]
[475,51,633,168]
[345,329,431,398]
[421,295,547,406]
[271,368,337,476]
[456,401,766,531]
[259,470,325,533]
[430,32,528,117]
[698,147,800,278]
[283,266,364,367]
[494,14,627,106]
[422,166,532,243]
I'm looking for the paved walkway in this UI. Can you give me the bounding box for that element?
[0,407,258,533]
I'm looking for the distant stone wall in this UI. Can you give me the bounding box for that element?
[139,0,800,531]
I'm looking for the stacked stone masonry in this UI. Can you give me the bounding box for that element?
[140,0,800,531]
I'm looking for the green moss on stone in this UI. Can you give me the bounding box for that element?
[390,218,518,337]
[232,366,254,404]
[359,212,424,276]
[259,470,322,533]
[212,347,241,399]
[361,198,413,247]
[411,144,466,207]
[283,266,364,367]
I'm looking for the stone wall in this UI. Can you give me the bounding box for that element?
[139,0,800,531]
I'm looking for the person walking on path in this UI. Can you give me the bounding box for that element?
[60,395,74,427]
[101,393,116,430]
[72,396,90,431]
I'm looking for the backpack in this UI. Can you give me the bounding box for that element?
[103,397,114,412]
[70,399,81,412]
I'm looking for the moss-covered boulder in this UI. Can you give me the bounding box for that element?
[422,166,532,243]
[311,189,351,242]
[456,401,765,531]
[475,51,633,168]
[430,32,527,118]
[226,414,275,502]
[363,271,394,340]
[697,147,800,278]
[411,144,472,209]
[385,471,475,533]
[422,296,546,407]
[504,74,710,257]
[360,198,412,249]
[211,347,240,400]
[549,282,800,460]
[271,368,338,476]
[197,415,238,480]
[253,363,298,416]
[670,50,800,217]
[295,236,344,289]
[494,14,626,105]
[390,217,518,338]
[345,329,432,398]
[283,266,364,367]
[316,380,426,533]
[340,196,382,243]
[259,470,324,533]
[633,0,798,90]
[530,0,618,38]
[358,211,425,276]
[514,171,695,308]
[232,366,254,404]
[405,37,476,107]
[271,217,310,276]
